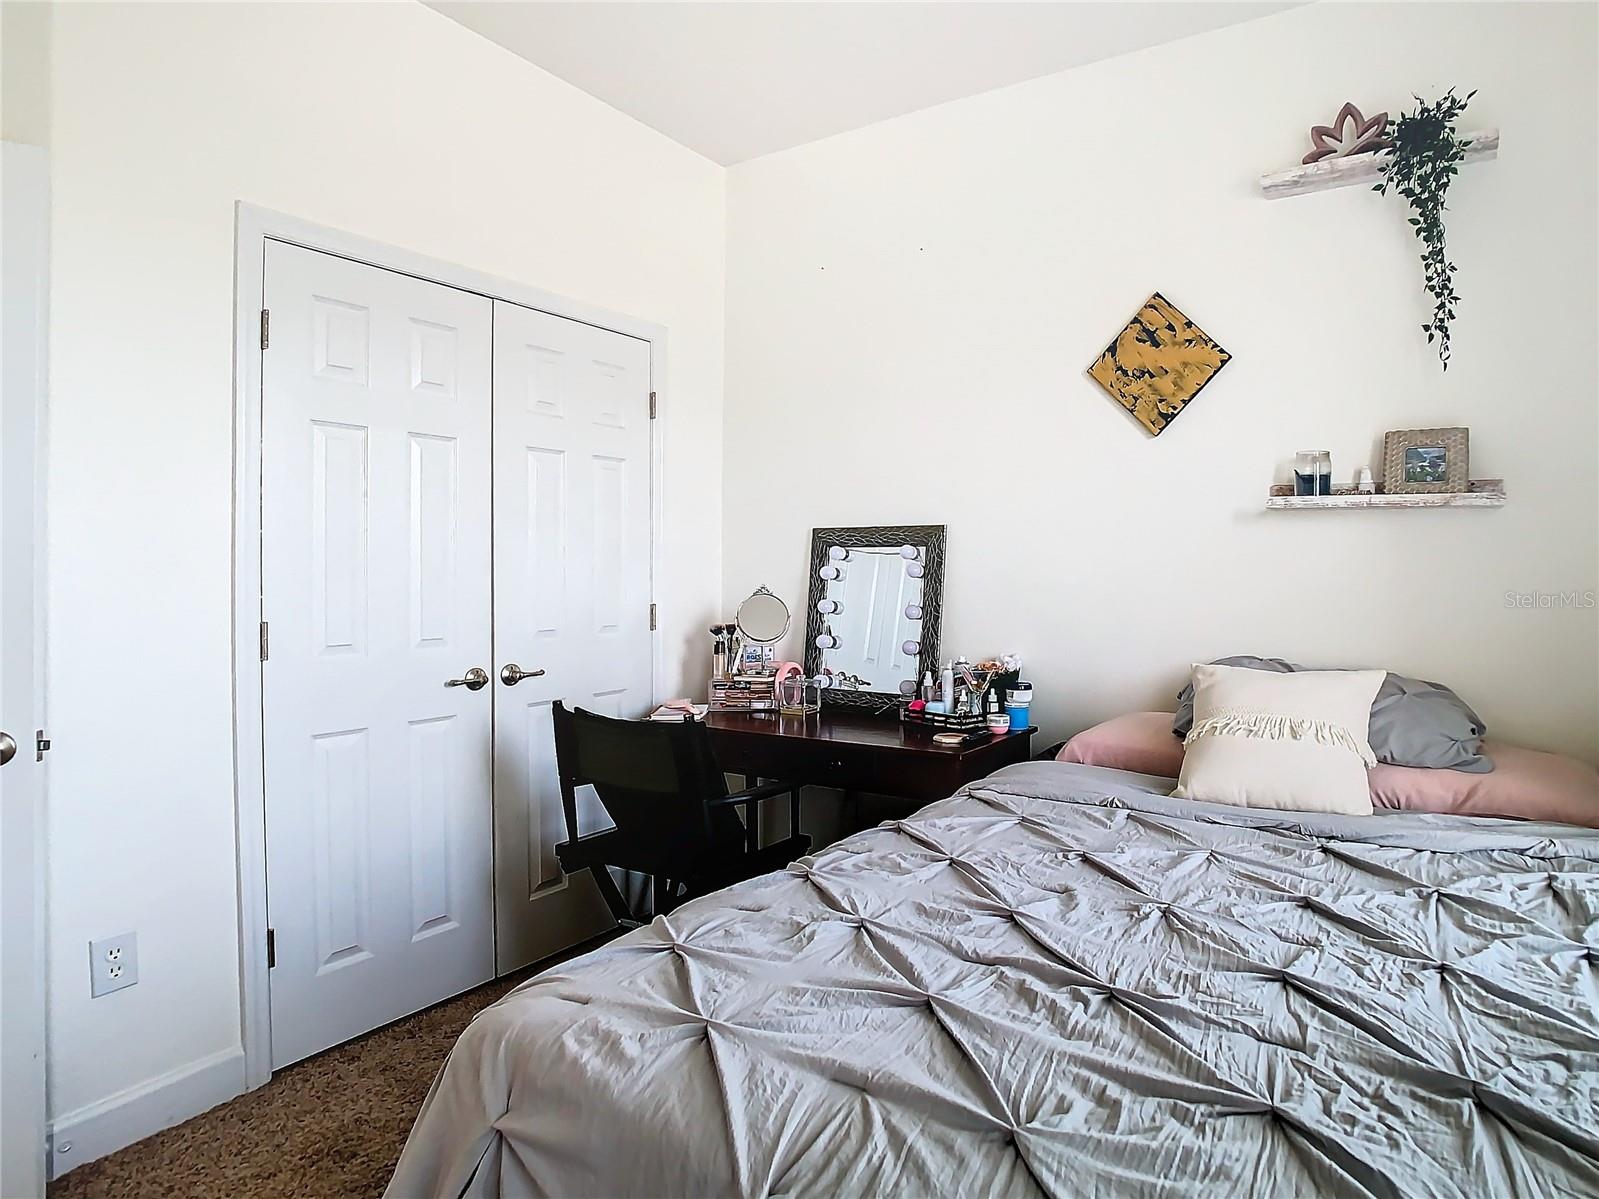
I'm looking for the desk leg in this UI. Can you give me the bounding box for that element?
[743,775,762,851]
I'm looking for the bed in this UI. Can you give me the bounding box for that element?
[387,760,1599,1198]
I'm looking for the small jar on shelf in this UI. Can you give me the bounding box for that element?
[1294,450,1332,497]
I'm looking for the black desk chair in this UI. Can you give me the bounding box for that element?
[552,701,810,921]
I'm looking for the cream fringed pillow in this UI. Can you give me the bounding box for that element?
[1172,663,1386,815]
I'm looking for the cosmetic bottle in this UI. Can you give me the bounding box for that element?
[921,671,935,702]
[940,661,955,710]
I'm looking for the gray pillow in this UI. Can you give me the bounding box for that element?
[1369,672,1491,772]
[1173,657,1492,773]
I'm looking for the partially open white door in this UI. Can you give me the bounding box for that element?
[1,140,49,1199]
[490,300,654,972]
[260,241,495,1068]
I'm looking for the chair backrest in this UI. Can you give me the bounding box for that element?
[551,702,734,851]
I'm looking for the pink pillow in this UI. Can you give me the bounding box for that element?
[1058,712,1185,779]
[1059,715,1599,829]
[1369,741,1599,828]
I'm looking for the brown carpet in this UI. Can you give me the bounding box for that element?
[50,933,618,1199]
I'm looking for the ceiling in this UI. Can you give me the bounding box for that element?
[427,2,1303,165]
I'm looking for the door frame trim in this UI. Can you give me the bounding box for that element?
[230,203,668,1090]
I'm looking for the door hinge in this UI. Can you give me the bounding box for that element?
[648,391,657,419]
[649,603,658,631]
[266,928,276,969]
[259,621,269,662]
[35,730,50,761]
[259,308,270,350]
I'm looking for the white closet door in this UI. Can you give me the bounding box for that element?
[261,241,494,1068]
[491,300,654,972]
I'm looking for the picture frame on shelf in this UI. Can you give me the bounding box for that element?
[1383,427,1469,494]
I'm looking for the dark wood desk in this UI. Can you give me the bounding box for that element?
[704,710,1035,835]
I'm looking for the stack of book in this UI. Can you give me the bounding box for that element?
[707,674,777,712]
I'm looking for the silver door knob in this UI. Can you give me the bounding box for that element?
[445,668,489,691]
[0,731,15,767]
[500,664,546,686]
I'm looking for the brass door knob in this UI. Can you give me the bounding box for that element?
[500,664,546,686]
[445,668,489,691]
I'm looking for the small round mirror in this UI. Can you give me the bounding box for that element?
[736,586,790,644]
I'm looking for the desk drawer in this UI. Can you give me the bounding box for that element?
[804,745,881,791]
[706,718,1035,805]
[710,732,879,791]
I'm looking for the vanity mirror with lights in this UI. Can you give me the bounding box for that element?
[803,524,946,710]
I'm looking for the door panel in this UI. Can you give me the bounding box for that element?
[1,140,48,1199]
[492,301,653,972]
[410,433,460,645]
[262,241,494,1068]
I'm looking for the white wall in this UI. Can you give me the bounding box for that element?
[725,2,1599,764]
[45,0,724,1160]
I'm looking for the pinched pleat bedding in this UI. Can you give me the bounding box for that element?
[387,760,1599,1199]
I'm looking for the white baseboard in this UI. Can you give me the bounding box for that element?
[47,1046,246,1180]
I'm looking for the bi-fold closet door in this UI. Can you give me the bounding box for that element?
[488,301,652,970]
[260,241,651,1069]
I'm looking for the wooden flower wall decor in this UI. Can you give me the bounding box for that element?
[1302,102,1391,164]
[1087,293,1231,437]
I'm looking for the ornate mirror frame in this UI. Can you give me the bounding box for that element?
[803,524,947,712]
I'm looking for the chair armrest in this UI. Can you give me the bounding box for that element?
[707,778,801,808]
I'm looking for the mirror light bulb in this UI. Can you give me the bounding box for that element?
[901,640,920,656]
[905,562,925,579]
[904,603,922,620]
[828,546,849,561]
[818,565,842,580]
[816,599,840,614]
[899,545,920,560]
[815,634,837,649]
[898,680,918,696]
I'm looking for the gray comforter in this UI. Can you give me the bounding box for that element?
[387,761,1599,1198]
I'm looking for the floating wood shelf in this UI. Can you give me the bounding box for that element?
[1266,479,1505,510]
[1258,129,1500,199]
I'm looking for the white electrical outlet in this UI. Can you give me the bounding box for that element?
[89,931,138,997]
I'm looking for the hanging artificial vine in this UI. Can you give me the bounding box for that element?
[1374,89,1475,369]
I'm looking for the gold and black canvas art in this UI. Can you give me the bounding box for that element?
[1087,292,1231,436]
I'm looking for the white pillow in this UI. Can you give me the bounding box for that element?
[1172,663,1385,815]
